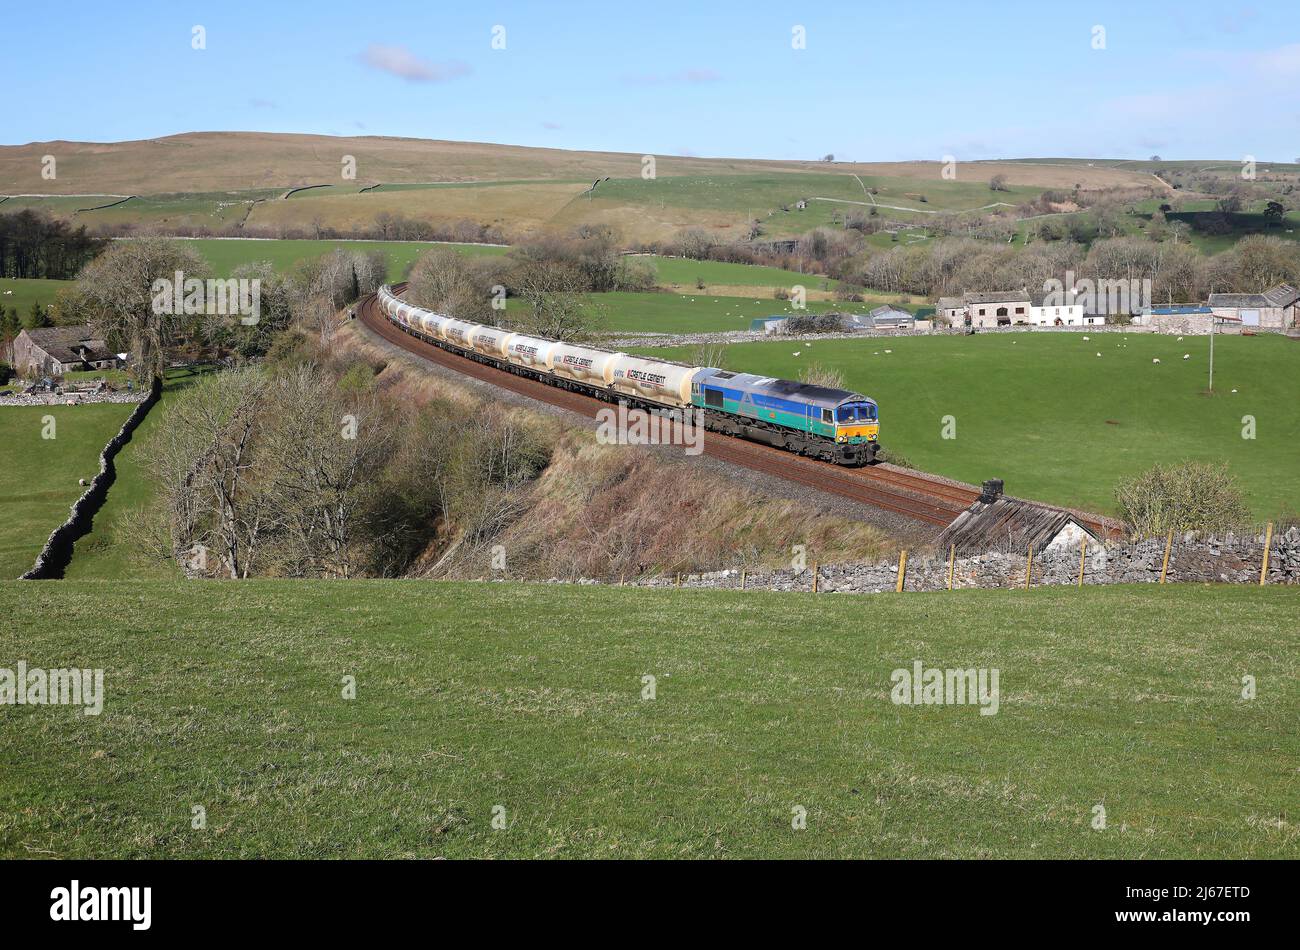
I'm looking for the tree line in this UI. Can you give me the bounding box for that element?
[0,209,106,279]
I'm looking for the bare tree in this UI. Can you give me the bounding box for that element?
[73,237,210,385]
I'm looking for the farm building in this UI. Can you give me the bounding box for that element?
[936,480,1102,555]
[1140,305,1217,334]
[867,305,915,330]
[751,312,876,334]
[10,325,124,377]
[1028,292,1087,326]
[939,290,1100,328]
[1207,284,1299,329]
[936,291,1031,327]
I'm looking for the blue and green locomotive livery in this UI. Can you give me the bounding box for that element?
[690,370,879,465]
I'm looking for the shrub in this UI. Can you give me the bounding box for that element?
[1114,461,1251,537]
[798,363,845,389]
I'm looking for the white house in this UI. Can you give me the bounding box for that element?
[1029,292,1090,326]
[937,290,1098,328]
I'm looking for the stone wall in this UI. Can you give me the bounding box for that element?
[19,378,162,580]
[548,528,1300,593]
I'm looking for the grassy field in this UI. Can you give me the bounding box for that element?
[0,401,134,578]
[175,238,507,281]
[63,367,215,581]
[639,255,839,290]
[590,292,895,335]
[0,580,1293,859]
[3,133,1162,244]
[0,277,68,322]
[631,332,1300,518]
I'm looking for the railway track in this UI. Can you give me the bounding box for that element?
[356,288,1122,538]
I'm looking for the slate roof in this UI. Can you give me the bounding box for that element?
[1030,291,1081,307]
[1209,285,1299,309]
[1262,283,1299,307]
[936,495,1100,555]
[20,325,116,364]
[964,290,1030,305]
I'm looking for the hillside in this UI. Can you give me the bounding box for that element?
[0,132,1163,243]
[1,580,1294,859]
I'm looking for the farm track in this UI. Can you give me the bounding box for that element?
[358,289,1122,537]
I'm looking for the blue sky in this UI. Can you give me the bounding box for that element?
[6,0,1298,161]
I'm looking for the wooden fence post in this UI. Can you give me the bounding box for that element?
[812,562,819,594]
[947,544,956,591]
[896,550,908,593]
[1159,529,1173,584]
[740,569,747,591]
[1024,544,1034,590]
[1077,538,1086,587]
[675,573,681,589]
[620,573,625,587]
[1260,521,1274,586]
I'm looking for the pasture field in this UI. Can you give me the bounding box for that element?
[0,277,68,322]
[640,255,839,290]
[175,238,507,281]
[631,332,1300,518]
[64,366,216,581]
[591,292,886,335]
[0,401,134,579]
[0,579,1294,859]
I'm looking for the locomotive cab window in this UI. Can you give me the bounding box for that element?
[704,388,724,409]
[836,404,877,422]
[821,408,833,424]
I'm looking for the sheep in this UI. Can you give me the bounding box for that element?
[1153,358,1161,364]
[1183,354,1191,360]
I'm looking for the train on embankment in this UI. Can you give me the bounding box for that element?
[376,284,881,465]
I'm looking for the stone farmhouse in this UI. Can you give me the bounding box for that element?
[10,325,124,377]
[936,291,1094,328]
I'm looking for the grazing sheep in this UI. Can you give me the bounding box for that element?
[1183,354,1191,360]
[1153,358,1161,364]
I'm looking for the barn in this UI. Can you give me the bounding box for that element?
[1207,284,1299,330]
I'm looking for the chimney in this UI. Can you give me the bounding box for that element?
[979,479,1004,504]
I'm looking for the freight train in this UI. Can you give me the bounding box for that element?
[376,284,880,465]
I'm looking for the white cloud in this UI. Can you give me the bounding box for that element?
[358,44,471,82]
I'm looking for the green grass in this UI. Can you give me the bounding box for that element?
[629,332,1300,518]
[638,255,838,290]
[0,277,69,322]
[64,366,216,581]
[593,173,1040,216]
[0,402,134,578]
[0,580,1293,859]
[592,292,896,335]
[177,238,507,282]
